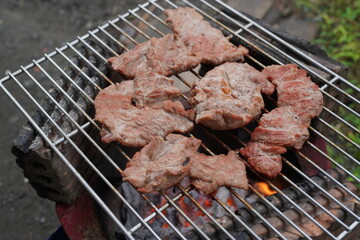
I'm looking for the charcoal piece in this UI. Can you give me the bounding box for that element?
[178,168,348,239]
[11,43,111,204]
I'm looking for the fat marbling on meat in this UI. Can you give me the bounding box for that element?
[94,73,194,148]
[189,62,274,130]
[122,134,202,193]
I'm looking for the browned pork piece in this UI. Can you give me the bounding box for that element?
[240,64,324,177]
[108,8,248,79]
[262,64,323,118]
[190,151,248,194]
[108,34,199,78]
[189,62,274,130]
[165,7,249,65]
[94,75,194,147]
[122,134,202,193]
[133,72,182,107]
[251,106,312,149]
[239,142,286,178]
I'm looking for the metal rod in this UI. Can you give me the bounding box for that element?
[16,66,165,237]
[177,186,237,240]
[129,185,194,234]
[66,43,114,85]
[282,158,360,221]
[140,194,188,240]
[133,0,360,172]
[44,54,95,104]
[309,126,360,165]
[323,106,360,135]
[201,127,338,239]
[238,123,360,221]
[192,0,360,114]
[149,0,360,135]
[1,1,358,239]
[1,75,138,240]
[305,141,360,183]
[120,3,358,235]
[188,0,360,117]
[210,0,360,95]
[160,192,212,240]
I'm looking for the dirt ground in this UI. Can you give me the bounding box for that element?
[0,1,140,239]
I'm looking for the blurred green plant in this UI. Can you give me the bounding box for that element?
[296,0,360,87]
[295,0,360,184]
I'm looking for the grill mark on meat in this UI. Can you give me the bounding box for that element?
[122,134,202,193]
[108,8,248,79]
[190,151,248,194]
[240,64,324,177]
[94,75,194,147]
[189,62,273,130]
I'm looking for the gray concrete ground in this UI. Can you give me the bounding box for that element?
[0,0,317,239]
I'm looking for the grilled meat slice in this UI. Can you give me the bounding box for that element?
[189,62,273,130]
[190,151,248,194]
[94,79,194,147]
[108,34,199,78]
[108,7,248,79]
[262,64,323,118]
[133,72,182,107]
[240,142,286,178]
[165,7,248,65]
[251,106,312,149]
[122,134,202,193]
[241,64,323,177]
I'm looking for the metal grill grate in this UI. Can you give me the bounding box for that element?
[1,0,359,239]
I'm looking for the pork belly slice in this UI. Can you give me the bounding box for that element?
[122,134,202,193]
[190,151,248,194]
[262,64,323,118]
[240,142,286,178]
[94,79,194,147]
[165,7,249,65]
[108,34,199,78]
[251,106,312,149]
[189,62,273,130]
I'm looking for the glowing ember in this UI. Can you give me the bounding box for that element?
[254,182,276,196]
[119,180,262,239]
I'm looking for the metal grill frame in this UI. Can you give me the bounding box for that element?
[1,0,359,239]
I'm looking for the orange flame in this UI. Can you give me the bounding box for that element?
[254,182,276,196]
